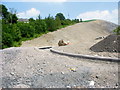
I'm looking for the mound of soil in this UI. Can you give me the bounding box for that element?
[90,34,120,53]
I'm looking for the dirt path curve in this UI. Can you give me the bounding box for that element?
[21,20,118,58]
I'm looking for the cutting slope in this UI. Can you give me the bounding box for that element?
[21,20,117,47]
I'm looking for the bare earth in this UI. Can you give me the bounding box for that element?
[1,20,119,88]
[21,20,118,58]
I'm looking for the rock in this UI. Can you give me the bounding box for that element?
[66,86,71,88]
[73,85,76,87]
[89,81,95,86]
[61,72,64,75]
[96,75,99,79]
[116,83,119,86]
[10,72,15,76]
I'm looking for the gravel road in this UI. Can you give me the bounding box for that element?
[1,47,118,88]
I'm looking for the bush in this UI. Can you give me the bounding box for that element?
[17,22,35,38]
[34,19,47,34]
[114,26,120,35]
[45,15,57,32]
[2,32,13,48]
[61,19,73,25]
[12,24,21,41]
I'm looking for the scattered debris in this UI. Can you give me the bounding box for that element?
[69,68,76,72]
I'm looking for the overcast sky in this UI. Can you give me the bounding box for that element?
[1,0,119,24]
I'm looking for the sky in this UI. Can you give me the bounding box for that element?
[1,0,119,24]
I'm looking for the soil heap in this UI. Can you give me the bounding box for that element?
[90,34,120,53]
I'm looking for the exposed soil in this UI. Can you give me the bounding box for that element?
[90,34,120,53]
[21,20,119,58]
[1,20,119,88]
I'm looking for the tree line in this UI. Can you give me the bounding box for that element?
[1,4,80,49]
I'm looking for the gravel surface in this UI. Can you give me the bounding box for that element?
[1,47,118,88]
[1,20,119,88]
[21,20,118,58]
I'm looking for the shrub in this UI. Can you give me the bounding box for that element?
[17,22,35,38]
[114,26,120,35]
[34,19,47,34]
[45,15,57,32]
[2,32,13,48]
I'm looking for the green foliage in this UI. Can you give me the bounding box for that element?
[61,19,74,25]
[2,4,79,49]
[0,4,9,19]
[55,13,65,20]
[29,18,35,22]
[12,24,21,41]
[34,19,47,34]
[17,22,35,38]
[72,19,79,23]
[114,26,120,35]
[2,32,13,48]
[55,16,61,28]
[1,4,18,24]
[45,15,57,32]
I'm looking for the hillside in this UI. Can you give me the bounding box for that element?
[21,20,118,58]
[21,20,117,47]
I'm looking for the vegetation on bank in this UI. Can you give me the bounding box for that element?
[1,4,108,49]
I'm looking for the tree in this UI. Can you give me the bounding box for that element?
[29,18,35,22]
[8,8,18,24]
[0,5,18,24]
[55,13,65,20]
[38,14,41,20]
[18,22,35,38]
[45,15,57,31]
[55,16,61,28]
[7,13,18,24]
[114,26,120,35]
[0,4,9,19]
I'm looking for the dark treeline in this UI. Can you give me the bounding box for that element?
[1,4,80,49]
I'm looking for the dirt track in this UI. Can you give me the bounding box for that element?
[1,20,119,88]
